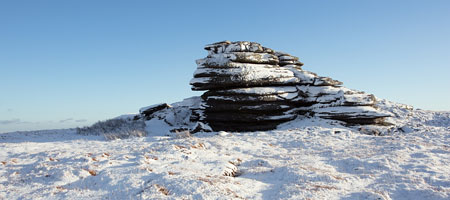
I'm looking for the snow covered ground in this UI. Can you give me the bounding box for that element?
[1,100,449,199]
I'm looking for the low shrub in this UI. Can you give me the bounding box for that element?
[76,118,146,140]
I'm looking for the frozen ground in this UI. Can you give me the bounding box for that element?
[1,100,449,199]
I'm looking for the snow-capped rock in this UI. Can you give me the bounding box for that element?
[190,41,391,131]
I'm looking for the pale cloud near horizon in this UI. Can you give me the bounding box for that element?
[0,118,89,125]
[59,118,88,123]
[0,118,91,133]
[59,118,74,123]
[0,119,30,125]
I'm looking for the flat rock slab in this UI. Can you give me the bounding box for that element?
[139,103,170,116]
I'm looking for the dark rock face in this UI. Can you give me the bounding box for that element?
[190,41,390,131]
[139,103,170,120]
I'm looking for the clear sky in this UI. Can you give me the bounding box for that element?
[1,0,449,133]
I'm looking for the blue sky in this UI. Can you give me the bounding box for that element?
[1,0,449,133]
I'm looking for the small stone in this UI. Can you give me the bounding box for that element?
[218,131,230,136]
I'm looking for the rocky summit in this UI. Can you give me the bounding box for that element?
[190,41,391,131]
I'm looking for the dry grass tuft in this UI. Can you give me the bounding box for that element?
[145,155,158,160]
[173,144,186,150]
[84,169,97,176]
[190,143,206,149]
[154,184,169,195]
[168,171,177,175]
[228,158,242,166]
[311,184,338,190]
[198,177,214,185]
[225,188,243,199]
[49,157,58,162]
[223,159,242,177]
[55,186,66,191]
[140,167,153,172]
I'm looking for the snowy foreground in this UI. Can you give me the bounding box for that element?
[1,101,449,200]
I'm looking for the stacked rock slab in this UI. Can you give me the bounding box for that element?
[190,41,390,131]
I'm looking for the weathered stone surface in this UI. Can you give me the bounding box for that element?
[190,122,213,133]
[287,67,343,86]
[207,121,285,132]
[192,66,295,79]
[196,60,279,69]
[275,51,304,67]
[191,76,299,91]
[311,106,391,125]
[204,111,296,123]
[203,52,279,65]
[204,94,290,103]
[190,41,390,131]
[202,102,294,112]
[279,55,299,61]
[139,103,170,119]
[204,41,274,55]
[292,86,377,106]
[280,60,304,66]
